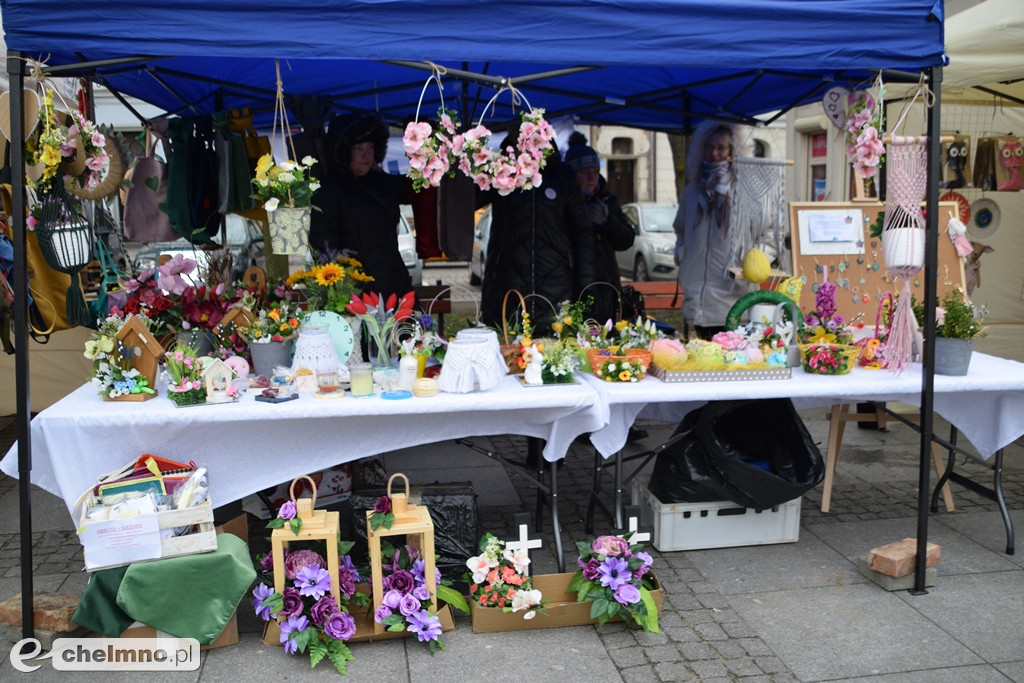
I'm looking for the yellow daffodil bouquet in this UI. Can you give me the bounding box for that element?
[252,154,320,212]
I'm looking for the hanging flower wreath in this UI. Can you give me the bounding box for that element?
[844,84,885,183]
[63,110,110,194]
[402,107,461,191]
[457,108,556,196]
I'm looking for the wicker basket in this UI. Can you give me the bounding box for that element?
[500,289,528,373]
[798,343,858,375]
[585,347,653,380]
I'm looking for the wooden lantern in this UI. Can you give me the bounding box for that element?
[270,475,342,609]
[367,473,437,635]
[106,316,165,402]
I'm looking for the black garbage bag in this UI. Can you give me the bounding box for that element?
[648,399,824,509]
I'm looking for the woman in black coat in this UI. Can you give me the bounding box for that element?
[309,114,413,303]
[479,141,595,337]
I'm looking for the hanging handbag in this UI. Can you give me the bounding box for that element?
[87,235,127,324]
[228,107,272,175]
[212,111,254,214]
[123,120,179,242]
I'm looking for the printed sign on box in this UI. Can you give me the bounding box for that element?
[80,515,162,568]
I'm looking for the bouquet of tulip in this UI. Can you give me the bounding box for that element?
[567,533,660,632]
[345,291,416,366]
[161,342,206,406]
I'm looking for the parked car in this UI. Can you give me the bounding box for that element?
[469,205,492,286]
[616,202,679,281]
[130,215,264,284]
[397,213,423,287]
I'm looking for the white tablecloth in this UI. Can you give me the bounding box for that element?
[583,352,1024,459]
[1,375,605,513]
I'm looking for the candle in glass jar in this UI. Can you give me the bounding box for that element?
[349,362,373,397]
[317,369,339,394]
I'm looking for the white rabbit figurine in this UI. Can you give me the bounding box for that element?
[523,344,544,385]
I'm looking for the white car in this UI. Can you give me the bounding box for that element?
[616,202,679,281]
[397,213,423,287]
[468,205,492,286]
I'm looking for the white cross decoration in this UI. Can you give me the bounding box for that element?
[504,522,543,576]
[626,514,651,544]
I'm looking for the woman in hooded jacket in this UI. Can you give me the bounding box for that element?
[672,120,753,339]
[478,130,595,336]
[309,114,413,303]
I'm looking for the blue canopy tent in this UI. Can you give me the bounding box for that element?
[1,0,948,636]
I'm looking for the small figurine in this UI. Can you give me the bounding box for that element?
[523,344,544,385]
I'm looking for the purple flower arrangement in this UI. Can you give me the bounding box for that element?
[567,533,660,632]
[372,542,469,655]
[252,543,369,675]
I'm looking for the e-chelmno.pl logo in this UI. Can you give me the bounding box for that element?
[9,637,200,673]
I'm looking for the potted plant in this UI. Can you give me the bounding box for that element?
[252,154,320,254]
[913,289,987,376]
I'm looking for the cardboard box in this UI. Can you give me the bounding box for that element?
[120,611,238,650]
[79,500,218,571]
[469,572,663,633]
[633,480,801,552]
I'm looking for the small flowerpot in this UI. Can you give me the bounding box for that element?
[266,206,311,255]
[249,339,294,377]
[933,337,974,376]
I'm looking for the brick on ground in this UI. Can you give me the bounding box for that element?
[867,538,940,578]
[0,592,80,632]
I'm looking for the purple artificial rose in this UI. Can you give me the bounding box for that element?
[634,551,653,578]
[592,535,630,557]
[260,549,286,574]
[284,549,325,580]
[374,603,393,624]
[279,587,304,618]
[614,583,642,605]
[278,501,297,520]
[398,593,422,617]
[336,567,357,597]
[310,595,339,627]
[580,557,602,581]
[412,585,430,602]
[373,495,392,514]
[386,569,416,594]
[324,611,357,641]
[382,588,403,609]
[341,555,362,583]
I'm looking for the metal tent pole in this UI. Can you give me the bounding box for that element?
[913,64,942,595]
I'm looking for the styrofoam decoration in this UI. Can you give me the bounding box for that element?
[437,338,504,393]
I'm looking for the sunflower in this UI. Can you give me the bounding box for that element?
[315,263,344,286]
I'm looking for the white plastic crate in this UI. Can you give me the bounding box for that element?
[631,479,801,551]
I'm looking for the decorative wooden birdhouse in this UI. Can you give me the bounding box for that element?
[107,316,165,402]
[270,475,342,609]
[217,306,257,341]
[367,473,437,635]
[201,357,235,403]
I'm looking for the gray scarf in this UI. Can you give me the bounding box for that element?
[697,160,732,231]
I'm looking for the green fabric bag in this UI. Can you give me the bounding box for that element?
[115,534,255,645]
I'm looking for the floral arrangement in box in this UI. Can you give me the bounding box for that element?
[592,354,646,383]
[372,541,468,655]
[798,277,855,346]
[85,315,157,399]
[252,154,320,212]
[799,342,858,375]
[287,254,373,315]
[912,289,988,341]
[457,108,556,196]
[345,290,416,366]
[244,298,303,345]
[567,533,659,632]
[252,541,368,675]
[402,107,461,191]
[161,342,206,406]
[844,88,884,185]
[464,532,545,619]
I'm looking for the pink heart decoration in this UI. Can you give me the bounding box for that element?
[822,86,849,129]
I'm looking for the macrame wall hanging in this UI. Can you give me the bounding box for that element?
[881,78,932,372]
[730,157,789,273]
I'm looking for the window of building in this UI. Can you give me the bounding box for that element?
[611,137,633,155]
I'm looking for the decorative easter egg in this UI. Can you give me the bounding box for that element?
[742,248,771,284]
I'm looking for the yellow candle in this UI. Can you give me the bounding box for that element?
[415,354,427,378]
[349,362,373,397]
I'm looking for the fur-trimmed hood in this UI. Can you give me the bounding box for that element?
[684,120,755,186]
